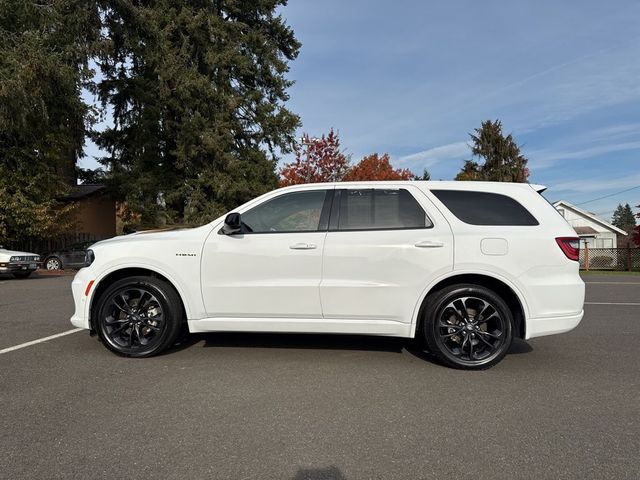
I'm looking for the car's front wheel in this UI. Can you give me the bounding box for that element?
[423,284,514,369]
[95,276,184,357]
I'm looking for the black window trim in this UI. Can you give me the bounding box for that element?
[222,188,334,235]
[328,187,434,232]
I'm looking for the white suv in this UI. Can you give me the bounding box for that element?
[71,181,584,369]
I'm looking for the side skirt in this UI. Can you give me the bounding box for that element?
[187,317,413,337]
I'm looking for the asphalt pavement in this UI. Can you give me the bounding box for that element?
[1,272,639,479]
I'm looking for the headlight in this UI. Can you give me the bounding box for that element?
[85,249,95,266]
[34,256,40,262]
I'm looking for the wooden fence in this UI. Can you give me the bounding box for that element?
[2,233,101,257]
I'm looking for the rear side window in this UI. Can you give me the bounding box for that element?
[337,188,431,230]
[431,190,538,226]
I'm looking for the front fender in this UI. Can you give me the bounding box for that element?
[83,261,204,327]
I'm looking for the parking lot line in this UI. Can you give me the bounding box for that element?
[585,302,640,306]
[585,282,640,285]
[0,328,82,355]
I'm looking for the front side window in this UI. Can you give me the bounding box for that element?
[337,188,431,231]
[431,190,539,226]
[241,190,328,233]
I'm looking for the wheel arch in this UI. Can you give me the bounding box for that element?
[88,266,189,332]
[413,272,528,339]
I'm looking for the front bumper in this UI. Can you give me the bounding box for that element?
[0,262,39,273]
[70,268,93,329]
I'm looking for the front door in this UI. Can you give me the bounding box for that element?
[320,186,454,323]
[201,187,333,319]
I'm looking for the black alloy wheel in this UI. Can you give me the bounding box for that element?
[95,276,183,357]
[423,284,514,369]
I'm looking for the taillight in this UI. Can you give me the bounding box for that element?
[556,237,580,261]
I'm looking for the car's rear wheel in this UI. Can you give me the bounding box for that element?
[95,276,184,357]
[45,257,62,270]
[423,284,513,369]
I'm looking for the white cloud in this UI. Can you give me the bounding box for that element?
[587,123,640,140]
[396,141,469,167]
[550,173,640,193]
[530,140,640,168]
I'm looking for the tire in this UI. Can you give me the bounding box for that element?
[422,284,514,370]
[13,271,32,279]
[94,276,184,357]
[45,257,62,270]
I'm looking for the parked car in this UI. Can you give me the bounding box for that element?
[43,241,95,270]
[0,246,40,278]
[71,181,585,369]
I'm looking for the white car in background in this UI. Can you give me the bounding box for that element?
[0,246,40,279]
[71,181,585,369]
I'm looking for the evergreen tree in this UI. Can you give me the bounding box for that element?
[0,0,99,243]
[611,203,636,232]
[612,203,638,247]
[95,0,300,227]
[455,120,529,182]
[455,160,482,181]
[417,168,431,181]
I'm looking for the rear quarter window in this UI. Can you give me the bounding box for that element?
[431,190,539,226]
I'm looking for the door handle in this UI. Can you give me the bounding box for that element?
[414,240,444,248]
[289,242,317,250]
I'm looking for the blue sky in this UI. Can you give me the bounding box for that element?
[82,0,640,222]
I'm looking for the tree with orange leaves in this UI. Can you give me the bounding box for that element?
[344,153,414,181]
[279,129,350,186]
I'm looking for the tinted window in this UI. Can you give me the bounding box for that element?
[431,190,538,226]
[242,190,328,233]
[337,189,431,230]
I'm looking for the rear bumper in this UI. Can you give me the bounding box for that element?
[525,310,584,339]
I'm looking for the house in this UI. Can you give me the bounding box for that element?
[553,200,627,248]
[64,184,116,241]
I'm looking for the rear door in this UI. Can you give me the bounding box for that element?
[320,186,453,323]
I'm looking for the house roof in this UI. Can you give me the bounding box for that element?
[573,226,599,236]
[553,200,628,236]
[64,184,106,200]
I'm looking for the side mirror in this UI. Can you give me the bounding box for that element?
[221,212,242,235]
